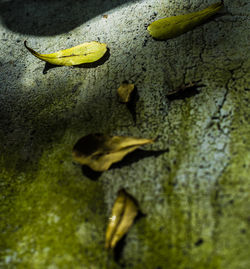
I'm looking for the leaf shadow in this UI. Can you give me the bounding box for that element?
[167,81,205,101]
[167,87,200,100]
[43,49,110,74]
[125,86,139,125]
[80,148,168,180]
[81,165,103,181]
[110,148,169,170]
[43,62,58,74]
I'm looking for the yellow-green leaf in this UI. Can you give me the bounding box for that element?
[105,189,138,249]
[148,2,223,40]
[72,133,153,171]
[117,82,135,103]
[24,41,107,66]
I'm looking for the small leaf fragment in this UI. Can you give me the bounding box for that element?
[105,189,139,249]
[24,41,107,66]
[117,83,135,103]
[148,2,224,40]
[72,134,153,171]
[167,80,204,97]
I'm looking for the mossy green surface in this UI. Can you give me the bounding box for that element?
[0,136,119,268]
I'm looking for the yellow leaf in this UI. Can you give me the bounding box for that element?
[105,189,138,249]
[148,2,224,40]
[72,134,153,171]
[24,41,107,66]
[117,83,135,103]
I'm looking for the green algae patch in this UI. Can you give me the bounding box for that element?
[0,140,117,269]
[209,71,250,269]
[131,216,221,269]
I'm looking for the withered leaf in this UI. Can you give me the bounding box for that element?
[148,2,223,40]
[117,83,135,103]
[166,80,204,97]
[72,134,153,172]
[24,41,107,66]
[105,189,138,249]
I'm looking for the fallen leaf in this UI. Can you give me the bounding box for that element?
[117,82,135,103]
[166,80,204,97]
[72,133,153,171]
[24,40,107,66]
[148,2,223,40]
[105,189,138,249]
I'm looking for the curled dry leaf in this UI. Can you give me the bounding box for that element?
[147,2,223,40]
[72,134,153,172]
[24,41,107,66]
[117,83,135,103]
[105,189,138,249]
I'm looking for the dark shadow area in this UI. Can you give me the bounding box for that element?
[113,234,127,265]
[81,165,102,181]
[194,238,204,247]
[125,86,139,125]
[167,87,200,100]
[0,0,134,36]
[167,81,205,101]
[43,48,110,74]
[110,148,168,170]
[43,62,59,74]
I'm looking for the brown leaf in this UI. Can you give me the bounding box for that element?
[117,83,135,103]
[105,189,138,249]
[72,134,153,171]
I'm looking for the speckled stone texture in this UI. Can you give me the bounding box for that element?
[0,0,249,268]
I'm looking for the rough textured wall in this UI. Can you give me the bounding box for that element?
[0,0,249,268]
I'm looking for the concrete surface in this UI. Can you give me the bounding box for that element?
[0,0,249,268]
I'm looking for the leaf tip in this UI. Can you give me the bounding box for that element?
[24,40,28,49]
